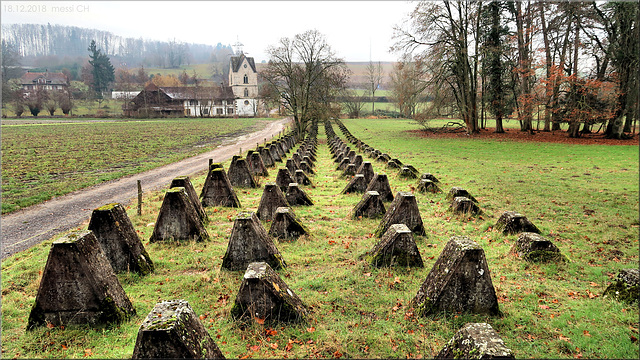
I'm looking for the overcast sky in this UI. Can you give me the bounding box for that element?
[2,0,416,62]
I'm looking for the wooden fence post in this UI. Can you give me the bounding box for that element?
[137,180,142,216]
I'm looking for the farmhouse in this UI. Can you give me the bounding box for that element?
[21,70,68,95]
[125,52,259,117]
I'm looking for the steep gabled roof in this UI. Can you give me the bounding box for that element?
[21,71,68,85]
[160,86,236,100]
[230,53,257,73]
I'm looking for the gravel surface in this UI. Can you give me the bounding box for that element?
[1,118,290,260]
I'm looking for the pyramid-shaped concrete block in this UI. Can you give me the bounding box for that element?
[420,173,440,183]
[368,224,424,268]
[275,168,295,191]
[150,187,210,243]
[230,262,308,324]
[285,183,313,206]
[398,166,418,179]
[365,173,394,202]
[88,203,154,275]
[341,174,368,194]
[170,175,208,223]
[447,186,478,203]
[417,179,442,194]
[356,161,375,184]
[27,230,135,329]
[436,323,514,359]
[248,151,269,177]
[221,212,286,271]
[295,169,314,187]
[200,168,241,208]
[132,300,225,359]
[352,191,386,219]
[269,144,282,162]
[411,236,500,316]
[256,183,290,222]
[375,192,425,237]
[269,207,308,241]
[259,147,275,167]
[228,158,258,188]
[449,196,481,215]
[511,232,566,262]
[495,211,540,235]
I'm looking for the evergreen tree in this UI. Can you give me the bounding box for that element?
[87,40,115,97]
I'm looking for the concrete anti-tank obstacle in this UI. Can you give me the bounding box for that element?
[170,175,208,223]
[268,207,308,241]
[228,158,258,188]
[294,169,314,187]
[375,191,425,237]
[286,158,299,175]
[341,174,368,194]
[260,146,275,167]
[356,161,375,184]
[256,183,290,222]
[495,211,540,235]
[420,173,440,183]
[411,236,500,316]
[341,163,357,178]
[365,173,394,202]
[88,203,154,275]
[436,323,514,359]
[201,163,224,196]
[268,143,282,162]
[300,160,315,175]
[510,232,566,263]
[150,187,210,243]
[248,151,269,177]
[221,212,286,271]
[337,157,351,170]
[447,186,478,203]
[449,196,482,215]
[200,168,241,208]
[230,262,308,324]
[367,224,424,268]
[603,268,639,304]
[275,168,295,192]
[132,299,225,359]
[417,179,442,194]
[27,230,136,329]
[352,191,386,219]
[285,183,314,206]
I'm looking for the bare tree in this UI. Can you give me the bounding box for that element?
[261,29,349,137]
[365,60,384,114]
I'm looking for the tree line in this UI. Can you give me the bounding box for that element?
[390,1,638,139]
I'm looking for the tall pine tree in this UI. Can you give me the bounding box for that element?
[88,40,115,97]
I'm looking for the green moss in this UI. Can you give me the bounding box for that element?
[414,297,435,317]
[96,203,119,211]
[603,282,639,304]
[98,295,132,324]
[26,304,45,330]
[523,250,568,263]
[136,252,155,276]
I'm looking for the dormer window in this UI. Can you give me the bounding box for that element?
[243,74,248,84]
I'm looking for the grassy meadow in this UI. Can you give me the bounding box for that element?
[1,118,638,358]
[0,117,268,213]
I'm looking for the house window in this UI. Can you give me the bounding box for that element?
[189,100,197,106]
[244,88,249,97]
[203,108,209,115]
[228,108,234,114]
[217,108,223,115]
[243,74,248,84]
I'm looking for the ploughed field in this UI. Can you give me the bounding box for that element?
[1,118,638,359]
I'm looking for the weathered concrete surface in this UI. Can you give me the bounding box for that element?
[275,168,295,192]
[495,211,540,235]
[230,262,308,324]
[511,232,566,263]
[375,192,425,237]
[436,323,514,359]
[365,173,394,202]
[28,230,135,329]
[200,168,241,208]
[368,224,424,268]
[256,183,290,222]
[411,236,500,316]
[170,176,208,223]
[228,158,258,188]
[150,187,209,243]
[221,212,286,271]
[268,207,308,241]
[341,174,368,194]
[450,196,482,215]
[132,299,225,359]
[352,191,386,219]
[87,203,154,274]
[417,179,442,194]
[285,183,314,206]
[603,268,639,304]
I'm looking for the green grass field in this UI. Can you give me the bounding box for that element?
[1,118,638,358]
[0,118,267,213]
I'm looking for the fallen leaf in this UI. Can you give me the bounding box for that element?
[539,305,550,310]
[306,327,315,333]
[255,317,265,325]
[265,329,277,336]
[250,345,260,351]
[583,330,591,337]
[333,350,343,358]
[269,343,278,349]
[84,349,93,357]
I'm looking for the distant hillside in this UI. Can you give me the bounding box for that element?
[1,23,233,68]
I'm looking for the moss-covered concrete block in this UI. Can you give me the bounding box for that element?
[603,268,639,305]
[365,173,394,202]
[411,236,500,316]
[256,183,290,222]
[200,168,241,208]
[511,232,566,263]
[132,300,224,359]
[170,176,208,223]
[436,323,514,359]
[221,212,286,271]
[285,183,313,206]
[268,207,308,241]
[495,211,540,235]
[449,196,482,215]
[150,187,209,243]
[375,192,425,237]
[27,230,135,329]
[88,203,154,275]
[352,191,386,219]
[230,262,308,324]
[368,224,424,268]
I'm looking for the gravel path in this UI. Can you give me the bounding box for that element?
[1,118,290,260]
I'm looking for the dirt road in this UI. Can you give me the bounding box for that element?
[1,118,290,260]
